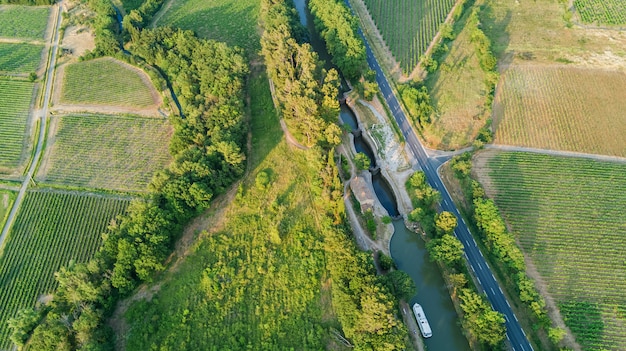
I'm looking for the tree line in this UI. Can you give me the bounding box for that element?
[405,170,507,348]
[450,152,567,347]
[9,19,249,351]
[260,0,342,148]
[308,0,367,81]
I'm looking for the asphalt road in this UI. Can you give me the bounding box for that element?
[343,1,534,350]
[0,2,63,249]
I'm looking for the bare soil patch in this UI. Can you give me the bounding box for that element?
[61,25,94,57]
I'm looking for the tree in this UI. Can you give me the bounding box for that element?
[401,85,433,126]
[459,288,506,347]
[435,211,457,236]
[386,270,415,301]
[354,152,371,170]
[548,327,566,345]
[8,308,40,349]
[378,251,395,271]
[427,234,464,266]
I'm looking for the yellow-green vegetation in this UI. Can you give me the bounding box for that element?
[37,114,172,192]
[0,190,129,350]
[424,5,486,149]
[155,0,261,53]
[124,72,408,350]
[60,58,158,108]
[475,151,626,350]
[0,43,43,75]
[492,65,626,157]
[361,0,457,73]
[0,190,16,229]
[0,80,34,172]
[574,0,626,26]
[0,5,50,40]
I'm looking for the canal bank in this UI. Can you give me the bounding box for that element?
[291,1,470,349]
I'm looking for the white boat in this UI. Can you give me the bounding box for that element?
[412,303,432,338]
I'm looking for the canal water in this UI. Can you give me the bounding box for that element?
[293,1,470,349]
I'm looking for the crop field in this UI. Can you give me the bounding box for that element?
[0,43,44,74]
[60,58,158,108]
[0,190,129,349]
[492,65,626,157]
[574,0,626,25]
[0,80,34,172]
[0,190,16,229]
[0,5,50,40]
[424,6,486,149]
[474,151,626,350]
[156,0,261,53]
[362,0,456,73]
[38,114,172,192]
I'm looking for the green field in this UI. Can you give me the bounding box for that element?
[476,151,626,351]
[0,191,129,349]
[424,5,486,149]
[38,114,172,192]
[0,190,16,229]
[362,0,457,73]
[0,43,43,74]
[0,80,34,172]
[574,0,626,25]
[0,5,50,40]
[60,58,158,108]
[156,0,261,53]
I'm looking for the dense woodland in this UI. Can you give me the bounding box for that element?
[308,0,367,81]
[260,0,342,147]
[8,9,249,348]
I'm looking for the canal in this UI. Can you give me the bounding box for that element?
[293,1,470,349]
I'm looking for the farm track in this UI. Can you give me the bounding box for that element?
[486,144,626,164]
[0,1,62,250]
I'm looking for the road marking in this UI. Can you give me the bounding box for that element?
[477,276,482,286]
[490,287,495,295]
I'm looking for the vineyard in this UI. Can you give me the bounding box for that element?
[492,65,626,157]
[574,0,626,25]
[0,80,35,172]
[474,151,626,350]
[0,5,50,40]
[362,0,456,73]
[60,58,159,108]
[37,114,172,192]
[156,0,261,53]
[0,190,129,349]
[0,43,43,75]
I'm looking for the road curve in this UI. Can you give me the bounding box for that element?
[343,1,534,350]
[0,3,63,249]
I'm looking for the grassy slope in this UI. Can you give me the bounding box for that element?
[0,80,34,172]
[37,114,172,192]
[0,43,44,75]
[492,66,626,157]
[0,191,130,349]
[474,151,626,350]
[60,58,157,108]
[124,74,345,350]
[424,6,486,150]
[0,190,16,230]
[156,0,261,55]
[0,5,50,40]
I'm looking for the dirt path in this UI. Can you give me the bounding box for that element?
[149,0,176,28]
[0,0,63,251]
[279,119,309,150]
[486,144,626,163]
